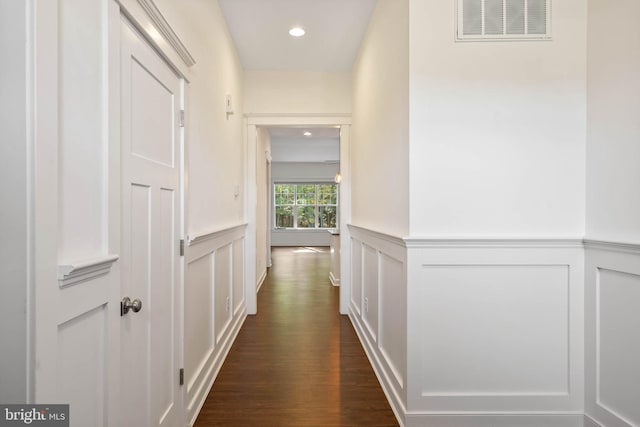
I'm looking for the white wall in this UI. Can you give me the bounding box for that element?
[348,1,589,425]
[586,0,640,244]
[409,0,587,237]
[347,3,410,421]
[57,0,105,262]
[244,70,350,114]
[156,0,245,236]
[152,1,247,423]
[585,2,640,426]
[350,0,409,237]
[400,2,588,425]
[0,0,29,404]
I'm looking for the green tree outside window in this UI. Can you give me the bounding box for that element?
[274,183,338,229]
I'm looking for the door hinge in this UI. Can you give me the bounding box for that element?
[179,239,185,256]
[179,110,185,128]
[179,368,184,386]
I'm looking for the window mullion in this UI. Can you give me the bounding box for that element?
[481,0,486,35]
[524,0,529,34]
[315,184,319,228]
[293,185,298,228]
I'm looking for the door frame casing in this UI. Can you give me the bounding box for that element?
[245,115,352,315]
[108,1,193,424]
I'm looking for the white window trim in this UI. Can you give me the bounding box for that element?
[455,0,553,42]
[273,182,339,230]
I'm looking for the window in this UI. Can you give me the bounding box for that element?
[457,0,551,41]
[274,183,338,229]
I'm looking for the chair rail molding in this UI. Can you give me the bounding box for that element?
[187,223,248,247]
[57,254,120,288]
[404,236,585,248]
[584,238,640,255]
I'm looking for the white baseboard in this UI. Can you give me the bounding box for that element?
[349,310,406,427]
[188,308,247,426]
[404,414,586,427]
[583,414,602,427]
[257,268,267,292]
[329,271,340,286]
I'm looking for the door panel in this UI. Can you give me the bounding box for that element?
[131,58,175,167]
[120,17,181,427]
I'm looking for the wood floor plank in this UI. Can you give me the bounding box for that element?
[194,247,399,427]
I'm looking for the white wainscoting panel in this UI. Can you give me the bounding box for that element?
[214,244,233,343]
[348,225,407,424]
[184,224,247,425]
[57,304,107,427]
[362,243,380,341]
[585,240,640,427]
[184,253,213,390]
[405,239,584,425]
[350,239,362,315]
[379,253,406,390]
[233,238,245,315]
[420,264,570,396]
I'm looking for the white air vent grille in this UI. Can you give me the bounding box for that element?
[458,0,551,40]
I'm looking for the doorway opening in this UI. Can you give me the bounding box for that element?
[244,116,351,316]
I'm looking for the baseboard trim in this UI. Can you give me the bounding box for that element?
[583,414,602,427]
[329,271,340,286]
[349,309,406,427]
[403,413,587,427]
[257,268,267,292]
[188,307,247,426]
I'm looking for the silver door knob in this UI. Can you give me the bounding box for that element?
[121,297,143,316]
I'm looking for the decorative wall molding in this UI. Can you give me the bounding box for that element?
[187,223,247,246]
[351,311,408,426]
[184,225,247,426]
[348,224,406,248]
[584,239,640,255]
[404,237,584,248]
[407,241,584,413]
[187,308,246,427]
[585,247,640,427]
[329,271,340,286]
[348,225,407,426]
[57,254,119,288]
[136,0,196,67]
[583,414,602,427]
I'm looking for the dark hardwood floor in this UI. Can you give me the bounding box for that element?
[194,247,399,427]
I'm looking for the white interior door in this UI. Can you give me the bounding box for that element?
[120,17,182,427]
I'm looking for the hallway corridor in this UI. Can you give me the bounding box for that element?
[194,247,399,426]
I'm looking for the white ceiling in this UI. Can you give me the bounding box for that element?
[269,127,340,163]
[218,0,377,71]
[268,127,340,139]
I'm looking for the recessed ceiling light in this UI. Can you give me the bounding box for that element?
[303,131,312,137]
[289,27,306,37]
